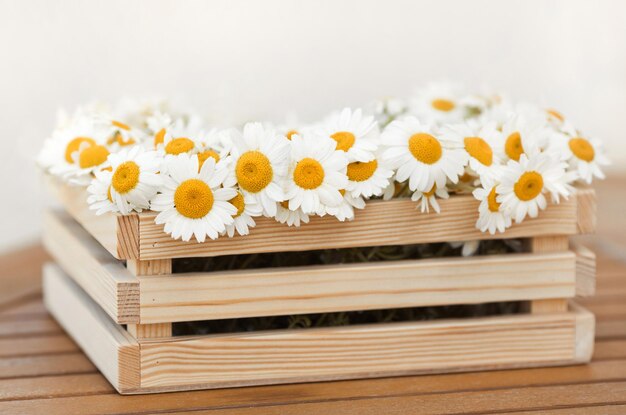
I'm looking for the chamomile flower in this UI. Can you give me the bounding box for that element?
[195,129,233,170]
[159,118,204,157]
[100,118,142,149]
[223,190,263,237]
[345,155,394,198]
[146,111,173,149]
[319,190,365,222]
[550,124,609,184]
[41,116,102,176]
[275,201,310,227]
[497,153,570,224]
[319,108,379,162]
[286,134,349,214]
[87,171,119,215]
[151,154,237,242]
[441,121,502,179]
[371,97,407,128]
[65,141,111,185]
[497,114,544,162]
[107,146,162,214]
[381,117,466,192]
[229,122,290,216]
[472,175,512,234]
[408,82,470,124]
[411,185,449,213]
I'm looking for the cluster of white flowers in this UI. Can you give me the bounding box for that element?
[37,83,609,243]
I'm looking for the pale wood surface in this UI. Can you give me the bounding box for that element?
[0,177,621,412]
[42,209,139,324]
[47,208,592,324]
[44,263,592,394]
[47,177,596,260]
[527,236,571,314]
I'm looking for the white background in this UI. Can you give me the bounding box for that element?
[1,0,625,252]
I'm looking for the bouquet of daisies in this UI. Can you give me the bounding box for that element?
[37,84,609,244]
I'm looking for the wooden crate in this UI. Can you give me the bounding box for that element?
[42,178,598,394]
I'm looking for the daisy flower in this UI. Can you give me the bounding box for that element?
[319,108,379,162]
[371,97,407,128]
[275,201,310,227]
[381,116,466,192]
[549,123,609,184]
[223,190,263,237]
[146,111,173,149]
[318,190,365,222]
[107,146,162,214]
[100,118,142,149]
[497,153,571,224]
[41,116,102,177]
[408,82,473,124]
[228,122,290,216]
[411,185,449,213]
[441,121,502,179]
[497,114,544,162]
[86,171,119,215]
[151,154,237,242]
[472,175,512,234]
[345,154,394,198]
[65,141,111,185]
[285,134,349,214]
[158,118,205,157]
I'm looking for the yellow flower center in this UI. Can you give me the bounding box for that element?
[280,200,290,209]
[487,186,500,212]
[464,136,493,166]
[569,137,595,162]
[293,157,325,189]
[505,132,524,161]
[236,151,273,193]
[174,179,214,219]
[514,171,544,201]
[330,131,356,152]
[154,128,166,148]
[423,185,437,197]
[65,137,95,163]
[347,159,378,182]
[228,192,245,218]
[112,161,140,194]
[165,137,195,155]
[408,133,442,164]
[285,130,298,140]
[78,145,109,169]
[108,132,135,146]
[198,150,220,170]
[431,99,455,112]
[546,109,564,122]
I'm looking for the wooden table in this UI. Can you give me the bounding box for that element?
[1,178,625,414]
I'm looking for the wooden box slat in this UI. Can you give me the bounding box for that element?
[43,209,596,325]
[46,176,596,260]
[43,263,595,395]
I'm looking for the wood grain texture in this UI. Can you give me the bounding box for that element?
[42,258,594,395]
[527,236,570,314]
[576,185,597,234]
[138,190,593,260]
[139,252,578,324]
[574,243,597,297]
[43,264,140,393]
[42,209,140,324]
[135,305,590,392]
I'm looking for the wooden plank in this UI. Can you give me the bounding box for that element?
[576,185,597,234]
[0,373,114,401]
[573,243,596,296]
[0,317,61,337]
[140,252,578,323]
[138,190,593,260]
[136,308,587,392]
[47,177,595,260]
[42,209,140,324]
[45,175,137,259]
[0,245,46,310]
[527,236,571,314]
[127,259,172,339]
[0,334,78,357]
[0,353,95,378]
[43,264,140,393]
